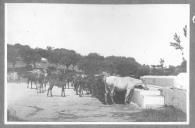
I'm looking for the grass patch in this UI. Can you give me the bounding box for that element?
[131,106,186,122]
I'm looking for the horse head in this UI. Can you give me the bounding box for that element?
[134,79,149,90]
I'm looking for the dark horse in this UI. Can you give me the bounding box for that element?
[25,69,47,93]
[73,74,94,97]
[26,71,37,89]
[46,69,68,97]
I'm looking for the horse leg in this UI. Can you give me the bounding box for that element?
[35,81,38,89]
[125,88,131,104]
[79,85,82,97]
[64,86,66,96]
[37,85,39,93]
[110,89,115,104]
[37,83,40,93]
[75,86,78,95]
[50,89,52,97]
[40,83,43,93]
[47,83,52,97]
[61,86,65,97]
[27,79,29,88]
[41,82,44,93]
[128,89,134,104]
[81,86,84,95]
[44,82,47,91]
[61,87,63,96]
[104,92,108,104]
[31,81,32,89]
[47,89,49,96]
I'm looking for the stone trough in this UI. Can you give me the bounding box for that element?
[132,85,165,108]
[132,73,188,113]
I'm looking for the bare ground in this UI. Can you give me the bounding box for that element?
[7,82,186,122]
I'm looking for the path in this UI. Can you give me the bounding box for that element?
[7,82,142,122]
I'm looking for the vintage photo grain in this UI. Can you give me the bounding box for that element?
[5,3,190,124]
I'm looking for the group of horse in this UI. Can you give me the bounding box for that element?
[24,68,148,104]
[24,68,96,97]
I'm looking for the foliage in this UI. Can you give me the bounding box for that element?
[47,48,81,69]
[12,43,41,67]
[170,25,188,73]
[7,44,18,67]
[78,53,105,74]
[160,58,164,68]
[170,25,187,62]
[115,57,140,77]
[7,42,186,77]
[136,65,150,78]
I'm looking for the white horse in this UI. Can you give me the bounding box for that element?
[104,76,148,104]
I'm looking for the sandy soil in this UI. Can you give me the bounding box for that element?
[7,82,142,122]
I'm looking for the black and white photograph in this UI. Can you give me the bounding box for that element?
[5,3,189,124]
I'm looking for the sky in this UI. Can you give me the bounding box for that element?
[5,4,189,66]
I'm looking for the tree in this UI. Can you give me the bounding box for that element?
[116,57,140,77]
[104,56,140,77]
[164,65,176,75]
[78,53,105,74]
[170,25,187,61]
[19,46,41,68]
[46,46,54,51]
[7,44,18,68]
[170,25,188,73]
[160,58,164,68]
[136,64,150,78]
[66,50,81,68]
[60,55,72,68]
[35,48,49,59]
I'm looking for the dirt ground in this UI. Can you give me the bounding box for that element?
[7,82,143,122]
[7,82,186,122]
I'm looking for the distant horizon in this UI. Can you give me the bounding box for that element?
[5,4,189,66]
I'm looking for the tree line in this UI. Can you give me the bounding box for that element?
[7,43,185,78]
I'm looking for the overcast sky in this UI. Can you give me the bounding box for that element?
[5,4,189,66]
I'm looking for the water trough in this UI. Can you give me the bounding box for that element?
[132,85,165,108]
[132,74,187,113]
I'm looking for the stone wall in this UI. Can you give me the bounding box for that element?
[161,88,187,113]
[141,75,175,88]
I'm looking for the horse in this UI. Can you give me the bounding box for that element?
[65,70,76,89]
[25,71,37,89]
[42,69,49,91]
[79,75,95,95]
[46,70,67,97]
[25,69,44,90]
[76,74,92,97]
[26,69,47,93]
[73,75,81,95]
[35,69,47,93]
[103,76,148,104]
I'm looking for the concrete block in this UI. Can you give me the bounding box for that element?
[132,88,164,109]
